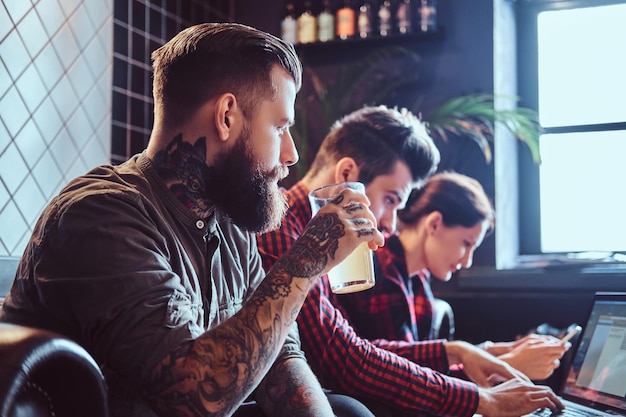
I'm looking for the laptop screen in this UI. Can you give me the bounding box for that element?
[562,292,626,413]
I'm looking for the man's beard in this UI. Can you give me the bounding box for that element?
[204,127,288,233]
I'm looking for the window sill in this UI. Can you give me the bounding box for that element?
[450,264,626,292]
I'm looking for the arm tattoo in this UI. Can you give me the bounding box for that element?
[148,310,278,416]
[145,204,345,416]
[145,217,345,415]
[279,212,345,278]
[256,359,331,417]
[250,212,346,322]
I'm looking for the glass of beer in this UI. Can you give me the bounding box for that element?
[308,182,375,294]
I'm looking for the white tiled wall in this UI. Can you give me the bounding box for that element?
[0,0,113,257]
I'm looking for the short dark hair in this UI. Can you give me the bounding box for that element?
[308,105,440,186]
[151,23,302,129]
[398,171,495,233]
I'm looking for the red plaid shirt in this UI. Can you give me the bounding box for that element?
[335,234,436,343]
[257,181,479,417]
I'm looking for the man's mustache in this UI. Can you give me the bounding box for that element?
[270,165,289,182]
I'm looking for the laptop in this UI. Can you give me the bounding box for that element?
[530,291,626,416]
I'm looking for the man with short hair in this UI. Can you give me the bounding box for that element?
[257,105,564,417]
[0,23,384,417]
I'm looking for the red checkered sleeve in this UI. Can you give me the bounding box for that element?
[300,279,479,416]
[256,181,480,416]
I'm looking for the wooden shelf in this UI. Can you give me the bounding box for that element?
[294,29,444,65]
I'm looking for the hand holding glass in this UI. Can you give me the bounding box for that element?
[308,182,376,294]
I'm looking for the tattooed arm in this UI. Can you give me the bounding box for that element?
[144,190,384,416]
[255,357,334,417]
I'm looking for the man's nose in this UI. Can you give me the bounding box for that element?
[281,130,299,166]
[378,210,397,235]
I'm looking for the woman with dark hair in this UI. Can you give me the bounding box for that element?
[339,171,570,382]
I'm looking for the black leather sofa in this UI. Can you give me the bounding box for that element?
[0,257,109,417]
[0,323,109,417]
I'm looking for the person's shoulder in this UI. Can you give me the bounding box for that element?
[53,159,150,216]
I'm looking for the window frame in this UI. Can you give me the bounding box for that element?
[515,0,626,256]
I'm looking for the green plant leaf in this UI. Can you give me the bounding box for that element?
[423,93,543,164]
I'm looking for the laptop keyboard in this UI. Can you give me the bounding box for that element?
[531,407,605,417]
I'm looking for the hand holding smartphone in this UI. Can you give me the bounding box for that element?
[561,325,582,344]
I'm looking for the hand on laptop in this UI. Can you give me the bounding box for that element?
[476,378,564,417]
[445,340,565,417]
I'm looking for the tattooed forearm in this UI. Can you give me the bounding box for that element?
[256,359,333,417]
[276,212,345,278]
[145,204,348,416]
[147,307,281,416]
[250,269,293,305]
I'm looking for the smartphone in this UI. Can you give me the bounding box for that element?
[561,325,582,343]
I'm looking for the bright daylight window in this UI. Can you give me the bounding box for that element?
[518,1,626,256]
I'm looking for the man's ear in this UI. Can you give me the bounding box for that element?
[215,93,237,141]
[333,157,360,183]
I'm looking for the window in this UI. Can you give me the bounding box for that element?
[516,0,626,258]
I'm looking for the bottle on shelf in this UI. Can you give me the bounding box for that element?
[336,0,356,40]
[318,0,335,42]
[357,0,374,39]
[417,0,437,33]
[297,0,318,44]
[396,0,413,34]
[280,1,298,44]
[378,0,393,37]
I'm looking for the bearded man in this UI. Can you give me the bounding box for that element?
[0,23,383,417]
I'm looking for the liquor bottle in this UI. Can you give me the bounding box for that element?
[378,0,392,37]
[336,0,356,40]
[396,0,413,34]
[298,0,317,44]
[418,0,437,32]
[280,1,298,44]
[318,0,335,42]
[357,0,373,39]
